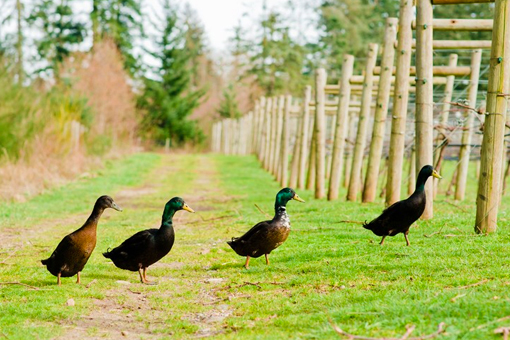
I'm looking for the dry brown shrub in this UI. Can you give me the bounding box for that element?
[0,40,140,201]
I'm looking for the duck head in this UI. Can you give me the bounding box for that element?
[416,165,442,190]
[275,188,305,209]
[96,195,123,211]
[162,197,195,222]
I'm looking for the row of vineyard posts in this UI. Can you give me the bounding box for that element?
[211,0,510,235]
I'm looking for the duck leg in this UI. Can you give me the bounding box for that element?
[76,272,81,284]
[142,267,157,285]
[244,256,250,269]
[380,236,386,245]
[265,254,270,266]
[404,230,410,246]
[57,272,62,286]
[138,268,145,283]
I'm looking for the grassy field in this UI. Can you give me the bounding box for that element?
[1,153,510,339]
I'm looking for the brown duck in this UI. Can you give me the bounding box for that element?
[41,195,122,285]
[227,188,305,269]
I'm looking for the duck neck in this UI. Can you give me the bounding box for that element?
[414,171,430,193]
[161,207,176,229]
[83,204,105,230]
[274,197,289,219]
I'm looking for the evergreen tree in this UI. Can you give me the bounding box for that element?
[246,10,308,96]
[28,0,86,79]
[138,0,204,146]
[217,83,241,119]
[91,0,143,75]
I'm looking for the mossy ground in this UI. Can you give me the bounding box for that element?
[1,153,509,339]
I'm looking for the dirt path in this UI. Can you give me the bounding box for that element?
[57,154,236,339]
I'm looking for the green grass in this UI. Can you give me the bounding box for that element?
[1,153,510,339]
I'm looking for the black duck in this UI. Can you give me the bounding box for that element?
[41,195,122,285]
[363,165,441,246]
[103,197,194,284]
[227,188,304,269]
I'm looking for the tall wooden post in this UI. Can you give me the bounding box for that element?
[252,100,260,155]
[415,0,434,219]
[16,0,24,84]
[344,110,357,188]
[314,69,327,199]
[475,0,510,234]
[268,97,279,173]
[385,0,414,206]
[455,49,482,201]
[408,147,416,195]
[263,98,273,169]
[363,18,398,203]
[298,86,312,189]
[289,112,302,188]
[433,54,458,197]
[328,55,355,200]
[347,43,379,201]
[275,96,285,179]
[280,95,291,186]
[257,97,267,160]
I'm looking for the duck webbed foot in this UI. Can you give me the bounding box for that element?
[244,256,250,269]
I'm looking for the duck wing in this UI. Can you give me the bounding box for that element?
[103,229,158,270]
[227,220,272,257]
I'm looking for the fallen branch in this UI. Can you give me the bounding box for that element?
[337,220,366,225]
[494,327,510,340]
[449,279,489,290]
[424,226,445,238]
[86,279,97,288]
[188,215,235,224]
[0,282,41,290]
[0,254,14,265]
[470,315,510,331]
[442,200,469,213]
[329,319,446,340]
[445,101,483,115]
[254,204,270,217]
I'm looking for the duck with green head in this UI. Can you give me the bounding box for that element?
[103,197,194,284]
[363,165,441,246]
[227,188,305,269]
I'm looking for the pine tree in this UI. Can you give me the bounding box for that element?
[138,0,204,146]
[217,83,241,119]
[90,0,143,74]
[28,0,86,79]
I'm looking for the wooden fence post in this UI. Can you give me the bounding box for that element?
[408,146,416,195]
[385,0,414,206]
[289,107,302,188]
[257,97,267,160]
[475,0,510,234]
[363,18,398,203]
[280,95,291,186]
[274,95,285,179]
[347,43,379,201]
[415,0,434,219]
[268,97,278,173]
[344,110,357,188]
[263,98,273,170]
[455,49,482,200]
[298,86,312,190]
[328,54,355,200]
[314,69,328,198]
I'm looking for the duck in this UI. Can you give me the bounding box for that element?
[41,195,122,285]
[103,197,194,284]
[227,188,305,269]
[363,165,441,246]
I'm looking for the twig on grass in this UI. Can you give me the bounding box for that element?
[470,315,510,332]
[0,253,14,265]
[336,220,366,225]
[188,214,235,225]
[449,279,489,290]
[0,282,41,290]
[442,200,469,213]
[329,319,446,340]
[85,279,97,288]
[424,226,445,238]
[450,293,467,302]
[254,204,270,217]
[0,330,9,339]
[494,327,510,340]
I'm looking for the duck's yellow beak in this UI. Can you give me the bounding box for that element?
[112,202,123,212]
[432,170,442,179]
[183,203,195,213]
[293,194,305,203]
